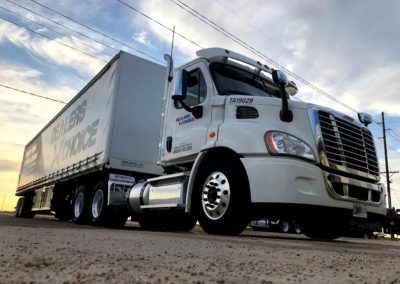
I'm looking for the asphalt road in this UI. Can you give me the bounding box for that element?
[1,213,400,283]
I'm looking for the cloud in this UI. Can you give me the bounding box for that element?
[0,22,106,76]
[0,61,76,146]
[132,30,153,48]
[0,159,20,172]
[126,0,400,117]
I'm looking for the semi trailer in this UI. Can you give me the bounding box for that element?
[15,48,386,239]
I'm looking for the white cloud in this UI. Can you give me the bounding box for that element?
[132,30,153,47]
[0,22,106,76]
[0,61,77,145]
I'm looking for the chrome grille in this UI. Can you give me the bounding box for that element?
[318,111,379,177]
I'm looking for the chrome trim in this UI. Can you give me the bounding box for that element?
[308,107,380,181]
[323,171,383,206]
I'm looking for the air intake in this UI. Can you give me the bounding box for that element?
[236,106,259,119]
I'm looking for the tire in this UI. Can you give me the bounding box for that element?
[281,221,291,233]
[89,181,108,226]
[294,222,302,234]
[15,196,35,218]
[301,219,345,240]
[15,197,23,218]
[71,185,90,224]
[194,157,250,235]
[89,181,128,228]
[165,213,197,231]
[138,215,164,231]
[53,187,73,221]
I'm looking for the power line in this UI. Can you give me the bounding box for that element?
[388,145,400,156]
[0,5,108,55]
[117,0,203,49]
[388,129,400,144]
[29,0,164,64]
[0,15,107,62]
[214,0,356,109]
[5,0,117,55]
[0,83,67,104]
[169,0,359,114]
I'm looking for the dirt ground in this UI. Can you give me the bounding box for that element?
[1,213,400,283]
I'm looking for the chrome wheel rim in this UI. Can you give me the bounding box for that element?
[202,172,230,220]
[74,192,84,218]
[92,190,104,218]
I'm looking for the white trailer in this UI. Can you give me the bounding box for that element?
[16,48,386,239]
[16,52,165,225]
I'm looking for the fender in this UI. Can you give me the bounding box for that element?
[185,151,207,212]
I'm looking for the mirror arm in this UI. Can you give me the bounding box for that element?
[178,99,194,113]
[279,83,293,122]
[176,99,203,119]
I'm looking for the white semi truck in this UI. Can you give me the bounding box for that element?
[15,48,386,239]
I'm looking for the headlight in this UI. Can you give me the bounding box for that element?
[265,131,316,161]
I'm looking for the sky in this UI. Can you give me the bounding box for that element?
[0,0,400,211]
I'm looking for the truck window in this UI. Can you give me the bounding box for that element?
[175,68,207,109]
[210,63,281,98]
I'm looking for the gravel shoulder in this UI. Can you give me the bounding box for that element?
[1,213,400,283]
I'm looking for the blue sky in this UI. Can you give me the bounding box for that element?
[0,0,400,210]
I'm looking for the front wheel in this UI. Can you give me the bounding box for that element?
[194,157,250,235]
[301,219,347,240]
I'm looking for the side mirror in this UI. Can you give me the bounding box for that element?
[358,113,373,127]
[172,69,187,101]
[285,81,298,96]
[272,70,293,122]
[170,69,203,119]
[272,70,289,86]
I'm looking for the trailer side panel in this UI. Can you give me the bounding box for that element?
[17,55,121,194]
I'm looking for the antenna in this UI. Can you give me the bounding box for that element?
[170,25,175,57]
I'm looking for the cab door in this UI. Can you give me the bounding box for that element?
[162,62,212,163]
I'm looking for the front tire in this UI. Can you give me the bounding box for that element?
[301,219,346,240]
[194,157,250,235]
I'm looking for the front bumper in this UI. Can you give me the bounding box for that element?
[241,156,386,216]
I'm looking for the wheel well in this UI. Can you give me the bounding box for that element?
[190,147,251,207]
[200,147,243,165]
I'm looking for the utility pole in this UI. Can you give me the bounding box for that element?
[382,112,392,208]
[1,194,5,211]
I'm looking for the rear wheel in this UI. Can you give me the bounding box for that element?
[138,212,196,232]
[89,181,128,227]
[71,185,90,224]
[15,196,35,218]
[165,213,197,231]
[138,215,164,230]
[194,157,250,235]
[281,221,291,233]
[15,197,23,217]
[294,222,302,234]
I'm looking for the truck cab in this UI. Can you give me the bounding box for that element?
[156,48,386,238]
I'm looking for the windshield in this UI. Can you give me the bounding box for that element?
[209,63,281,98]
